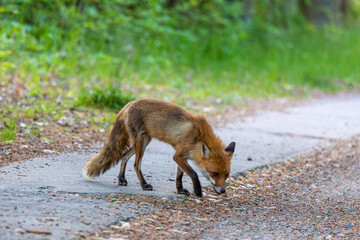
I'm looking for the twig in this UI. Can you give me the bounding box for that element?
[24,229,52,235]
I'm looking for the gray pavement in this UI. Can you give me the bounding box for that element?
[1,94,360,239]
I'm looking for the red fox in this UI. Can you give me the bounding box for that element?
[83,99,235,197]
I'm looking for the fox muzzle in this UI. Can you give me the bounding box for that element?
[213,185,226,194]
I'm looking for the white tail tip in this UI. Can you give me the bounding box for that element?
[82,168,94,180]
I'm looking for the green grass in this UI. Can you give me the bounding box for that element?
[2,2,358,146]
[0,118,17,142]
[77,86,135,110]
[1,23,360,112]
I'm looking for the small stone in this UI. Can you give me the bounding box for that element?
[161,197,172,204]
[35,122,44,126]
[43,149,55,154]
[260,226,268,231]
[14,228,25,234]
[81,221,91,225]
[119,221,130,230]
[247,157,253,161]
[347,222,353,228]
[288,158,296,163]
[254,235,263,240]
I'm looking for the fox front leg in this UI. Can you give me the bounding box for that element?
[176,166,190,196]
[173,153,202,197]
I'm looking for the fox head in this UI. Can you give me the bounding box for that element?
[197,142,236,194]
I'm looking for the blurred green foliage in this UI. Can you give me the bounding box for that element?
[0,0,360,106]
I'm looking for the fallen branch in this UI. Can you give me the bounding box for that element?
[24,229,52,235]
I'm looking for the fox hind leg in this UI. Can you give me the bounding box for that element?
[133,135,152,191]
[176,166,190,196]
[118,147,135,186]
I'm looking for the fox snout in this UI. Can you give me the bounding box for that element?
[213,184,226,194]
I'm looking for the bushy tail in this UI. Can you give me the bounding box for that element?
[83,114,130,179]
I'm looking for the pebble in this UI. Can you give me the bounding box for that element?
[161,197,172,204]
[119,221,130,230]
[14,228,25,234]
[260,226,268,231]
[347,222,353,229]
[254,235,263,240]
[43,149,55,154]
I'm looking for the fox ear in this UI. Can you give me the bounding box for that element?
[225,142,235,154]
[201,143,211,159]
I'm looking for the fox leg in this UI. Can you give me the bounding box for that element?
[133,135,152,191]
[176,166,190,195]
[173,152,202,197]
[118,147,135,186]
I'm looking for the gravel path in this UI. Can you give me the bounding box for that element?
[84,137,360,240]
[1,94,360,239]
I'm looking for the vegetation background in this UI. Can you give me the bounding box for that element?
[1,0,360,141]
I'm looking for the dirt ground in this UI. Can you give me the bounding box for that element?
[82,136,360,240]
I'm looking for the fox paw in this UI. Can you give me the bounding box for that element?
[118,178,128,186]
[194,190,203,198]
[177,188,190,196]
[142,184,153,191]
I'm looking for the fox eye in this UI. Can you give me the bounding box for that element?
[212,172,219,177]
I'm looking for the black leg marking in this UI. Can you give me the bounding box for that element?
[118,148,135,186]
[192,175,202,197]
[176,166,190,195]
[173,153,202,197]
[140,173,153,191]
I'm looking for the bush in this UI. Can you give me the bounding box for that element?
[77,86,135,110]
